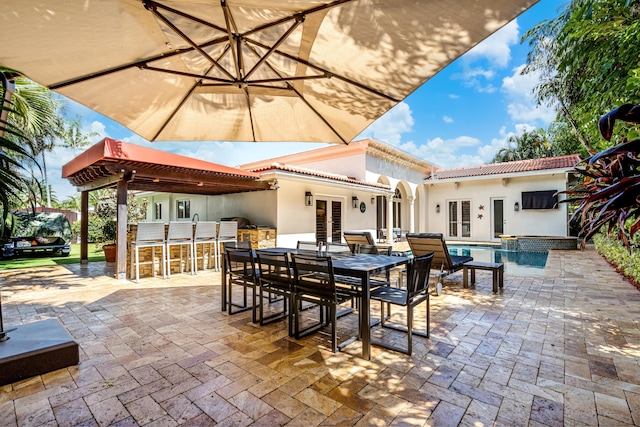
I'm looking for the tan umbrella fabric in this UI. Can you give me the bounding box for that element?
[0,0,537,144]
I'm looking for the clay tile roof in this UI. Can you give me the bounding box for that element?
[433,154,581,180]
[246,162,391,190]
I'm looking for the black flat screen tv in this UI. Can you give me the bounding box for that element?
[521,190,558,209]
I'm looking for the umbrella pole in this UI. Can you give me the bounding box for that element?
[0,71,15,139]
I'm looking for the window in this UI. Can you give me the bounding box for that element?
[176,200,190,219]
[154,203,162,220]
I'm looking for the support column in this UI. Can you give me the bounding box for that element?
[80,190,89,264]
[116,179,128,280]
[386,195,394,244]
[408,196,415,234]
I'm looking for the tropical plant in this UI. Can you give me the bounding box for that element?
[522,0,640,153]
[493,129,554,162]
[563,104,640,250]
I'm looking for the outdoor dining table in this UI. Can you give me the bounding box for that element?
[220,247,410,360]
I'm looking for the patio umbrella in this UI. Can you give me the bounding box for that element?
[0,0,537,144]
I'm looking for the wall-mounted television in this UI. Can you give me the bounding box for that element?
[521,190,558,210]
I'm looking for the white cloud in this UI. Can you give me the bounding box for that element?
[502,65,556,124]
[443,116,453,124]
[358,102,414,144]
[394,136,482,168]
[466,20,520,67]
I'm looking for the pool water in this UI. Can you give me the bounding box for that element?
[447,245,548,276]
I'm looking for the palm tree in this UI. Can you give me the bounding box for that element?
[493,129,554,163]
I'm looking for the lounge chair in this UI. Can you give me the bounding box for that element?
[406,233,473,295]
[343,230,376,253]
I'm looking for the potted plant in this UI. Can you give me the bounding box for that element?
[101,219,117,262]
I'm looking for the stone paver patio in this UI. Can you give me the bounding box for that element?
[1,246,640,426]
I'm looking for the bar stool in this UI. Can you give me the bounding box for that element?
[216,220,238,271]
[193,221,217,273]
[165,221,195,278]
[130,222,166,283]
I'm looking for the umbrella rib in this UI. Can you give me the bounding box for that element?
[48,37,227,90]
[221,0,242,80]
[147,3,235,81]
[244,18,302,81]
[287,83,348,144]
[143,65,233,84]
[151,80,202,141]
[144,0,227,34]
[245,39,399,102]
[242,0,354,38]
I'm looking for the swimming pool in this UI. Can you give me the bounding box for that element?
[447,244,548,276]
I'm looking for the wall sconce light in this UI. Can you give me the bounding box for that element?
[352,196,359,208]
[371,197,375,205]
[514,202,520,211]
[305,191,313,207]
[436,204,440,213]
[454,182,459,190]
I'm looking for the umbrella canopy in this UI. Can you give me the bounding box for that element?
[1,0,537,144]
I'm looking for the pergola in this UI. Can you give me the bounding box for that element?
[62,137,270,279]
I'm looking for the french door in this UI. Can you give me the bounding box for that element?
[316,199,343,243]
[448,200,471,238]
[492,198,505,240]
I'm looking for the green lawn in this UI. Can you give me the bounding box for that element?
[0,244,106,270]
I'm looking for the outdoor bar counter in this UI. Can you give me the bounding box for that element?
[125,223,276,280]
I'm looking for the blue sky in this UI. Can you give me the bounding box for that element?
[49,0,566,201]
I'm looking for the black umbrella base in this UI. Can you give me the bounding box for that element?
[0,319,79,386]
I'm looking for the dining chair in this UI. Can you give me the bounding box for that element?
[130,222,166,283]
[256,250,294,336]
[296,240,322,251]
[165,221,195,278]
[325,241,351,254]
[290,253,359,352]
[193,221,217,272]
[224,246,260,322]
[369,253,434,355]
[216,220,238,271]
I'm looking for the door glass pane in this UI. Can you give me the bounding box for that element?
[316,200,327,243]
[331,201,342,242]
[493,199,504,238]
[461,201,471,238]
[448,201,458,237]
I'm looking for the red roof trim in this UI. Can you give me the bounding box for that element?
[433,154,581,180]
[62,138,260,179]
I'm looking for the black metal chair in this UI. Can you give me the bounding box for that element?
[224,247,259,322]
[325,241,351,254]
[370,253,434,355]
[297,241,322,251]
[256,250,294,336]
[291,253,360,352]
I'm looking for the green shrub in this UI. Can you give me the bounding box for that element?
[593,234,640,285]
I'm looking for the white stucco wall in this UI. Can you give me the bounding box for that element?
[426,173,570,241]
[273,177,379,248]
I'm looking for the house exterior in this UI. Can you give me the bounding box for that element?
[137,139,580,246]
[426,155,581,242]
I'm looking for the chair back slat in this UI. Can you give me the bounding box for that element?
[297,241,321,251]
[135,222,166,244]
[406,253,434,297]
[194,221,217,240]
[406,233,454,270]
[167,221,193,241]
[218,221,238,240]
[357,244,393,255]
[291,254,336,300]
[256,250,292,291]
